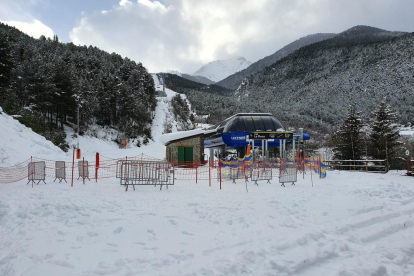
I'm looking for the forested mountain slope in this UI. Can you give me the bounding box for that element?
[0,23,156,149]
[160,73,243,123]
[216,33,337,90]
[236,26,412,132]
[162,73,231,96]
[181,74,215,85]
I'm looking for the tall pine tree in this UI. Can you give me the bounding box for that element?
[333,105,365,160]
[0,29,12,88]
[369,99,400,168]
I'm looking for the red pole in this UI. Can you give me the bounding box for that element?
[319,154,322,178]
[83,157,85,185]
[125,156,128,186]
[71,148,75,187]
[302,150,305,179]
[95,152,99,183]
[219,159,222,190]
[209,157,211,187]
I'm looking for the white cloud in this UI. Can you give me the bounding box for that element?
[1,19,54,39]
[69,0,414,73]
[0,0,41,22]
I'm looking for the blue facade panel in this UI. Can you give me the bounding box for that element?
[204,131,310,149]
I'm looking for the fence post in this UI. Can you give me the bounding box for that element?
[209,157,211,187]
[31,156,33,188]
[310,164,313,187]
[196,160,198,184]
[71,147,75,187]
[296,150,300,169]
[302,150,305,179]
[219,159,222,190]
[407,155,410,175]
[319,155,321,178]
[83,157,85,185]
[96,152,99,183]
[124,156,128,192]
[366,160,368,172]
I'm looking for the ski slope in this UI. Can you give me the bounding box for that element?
[0,108,66,166]
[0,170,413,276]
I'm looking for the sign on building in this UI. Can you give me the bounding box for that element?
[248,132,293,140]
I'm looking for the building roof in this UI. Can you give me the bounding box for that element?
[223,115,284,132]
[159,129,204,145]
[208,113,285,133]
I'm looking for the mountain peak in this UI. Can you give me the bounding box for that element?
[193,57,252,82]
[344,25,386,33]
[230,56,247,61]
[338,25,405,38]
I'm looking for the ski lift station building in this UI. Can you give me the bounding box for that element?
[160,113,310,163]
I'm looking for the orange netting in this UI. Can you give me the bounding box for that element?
[1,154,311,184]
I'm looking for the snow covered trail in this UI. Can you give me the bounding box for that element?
[1,171,414,276]
[62,75,177,161]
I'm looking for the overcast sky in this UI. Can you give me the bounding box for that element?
[1,0,413,73]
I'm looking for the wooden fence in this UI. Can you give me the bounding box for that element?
[324,160,387,173]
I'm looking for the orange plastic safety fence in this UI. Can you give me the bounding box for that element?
[1,155,285,184]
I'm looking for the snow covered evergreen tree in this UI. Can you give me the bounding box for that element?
[332,105,365,160]
[369,99,400,167]
[0,23,157,150]
[0,29,12,88]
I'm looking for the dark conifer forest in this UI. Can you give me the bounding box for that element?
[0,23,156,150]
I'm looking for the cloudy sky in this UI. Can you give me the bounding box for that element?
[1,0,413,73]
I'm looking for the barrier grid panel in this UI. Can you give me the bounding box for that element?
[28,161,46,184]
[279,159,297,186]
[119,161,174,190]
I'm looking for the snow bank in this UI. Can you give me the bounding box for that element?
[0,109,66,166]
[1,170,413,275]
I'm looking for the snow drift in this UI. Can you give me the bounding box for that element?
[0,107,66,166]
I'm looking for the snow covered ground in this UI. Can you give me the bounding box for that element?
[0,109,66,166]
[1,170,414,276]
[2,77,414,276]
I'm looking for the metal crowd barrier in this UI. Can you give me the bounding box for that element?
[251,167,272,185]
[78,160,90,181]
[54,161,67,183]
[279,160,297,186]
[27,161,46,185]
[119,160,174,191]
